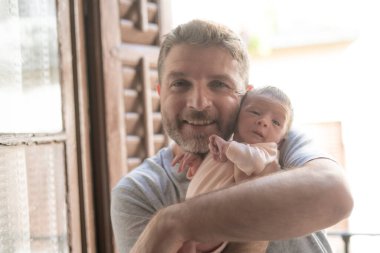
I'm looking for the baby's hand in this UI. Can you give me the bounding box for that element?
[209,135,229,162]
[172,152,203,177]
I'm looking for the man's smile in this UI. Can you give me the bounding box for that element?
[183,119,215,125]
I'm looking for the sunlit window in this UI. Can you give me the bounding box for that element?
[0,0,62,133]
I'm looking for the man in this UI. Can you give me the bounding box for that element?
[111,19,353,253]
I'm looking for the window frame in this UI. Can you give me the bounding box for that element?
[0,0,95,252]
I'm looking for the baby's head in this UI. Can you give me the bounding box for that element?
[233,86,293,144]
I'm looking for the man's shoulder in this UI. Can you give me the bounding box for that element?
[112,146,188,202]
[279,127,311,157]
[279,127,332,168]
[284,128,310,145]
[113,147,172,190]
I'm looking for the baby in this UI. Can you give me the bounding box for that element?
[173,86,293,253]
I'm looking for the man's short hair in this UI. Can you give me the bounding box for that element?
[158,19,250,93]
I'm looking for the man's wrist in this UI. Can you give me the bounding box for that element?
[157,202,190,241]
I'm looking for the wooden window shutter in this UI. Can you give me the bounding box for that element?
[92,0,171,190]
[87,1,171,252]
[120,0,170,172]
[101,0,169,188]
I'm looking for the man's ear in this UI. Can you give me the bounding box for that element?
[156,84,161,95]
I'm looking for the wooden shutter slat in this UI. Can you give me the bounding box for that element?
[125,112,140,135]
[120,0,157,22]
[125,135,141,157]
[119,0,133,16]
[122,66,157,90]
[127,157,142,169]
[120,20,158,44]
[137,0,148,31]
[119,44,159,68]
[122,67,137,89]
[154,134,166,152]
[124,89,140,112]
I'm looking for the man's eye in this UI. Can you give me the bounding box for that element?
[272,120,281,126]
[171,80,190,89]
[210,80,229,90]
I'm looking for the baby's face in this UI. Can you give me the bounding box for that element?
[233,94,291,144]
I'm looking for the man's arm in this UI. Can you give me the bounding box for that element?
[130,158,353,253]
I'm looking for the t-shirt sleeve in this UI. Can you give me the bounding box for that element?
[111,173,156,253]
[279,128,335,169]
[111,155,185,253]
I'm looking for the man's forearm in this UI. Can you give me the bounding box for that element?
[167,158,353,243]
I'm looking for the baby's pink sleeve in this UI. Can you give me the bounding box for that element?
[226,141,278,176]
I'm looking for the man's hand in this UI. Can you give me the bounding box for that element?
[177,241,197,253]
[130,208,185,253]
[130,207,214,253]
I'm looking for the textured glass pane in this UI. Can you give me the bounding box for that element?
[0,144,69,253]
[26,144,68,253]
[0,148,31,252]
[0,0,62,133]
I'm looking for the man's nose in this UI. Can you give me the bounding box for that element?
[187,86,212,110]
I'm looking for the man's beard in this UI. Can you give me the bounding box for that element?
[162,110,235,154]
[167,126,210,153]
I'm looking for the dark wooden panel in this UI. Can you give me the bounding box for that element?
[57,0,84,251]
[70,0,97,251]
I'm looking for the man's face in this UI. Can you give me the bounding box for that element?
[159,44,243,153]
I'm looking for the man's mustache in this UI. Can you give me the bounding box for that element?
[181,110,215,122]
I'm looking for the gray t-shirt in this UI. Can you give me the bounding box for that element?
[111,129,334,253]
